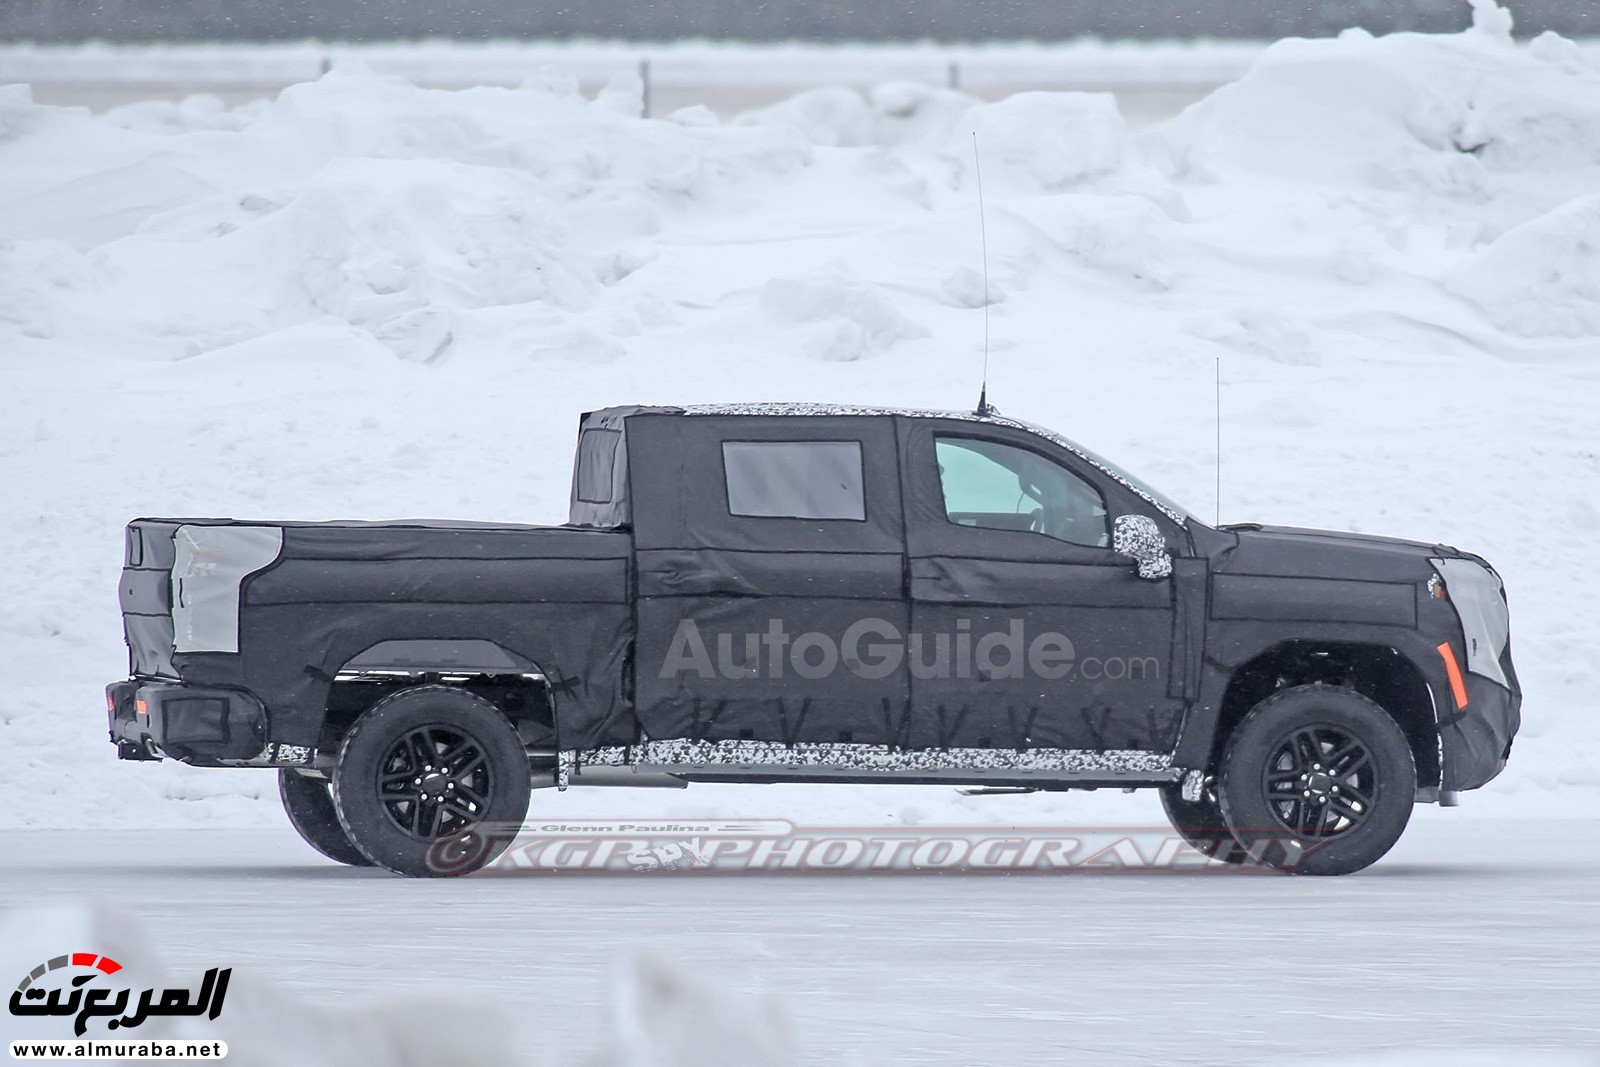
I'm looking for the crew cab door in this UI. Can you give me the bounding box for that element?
[625,413,911,745]
[897,417,1187,753]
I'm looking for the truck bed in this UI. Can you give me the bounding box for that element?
[119,517,636,755]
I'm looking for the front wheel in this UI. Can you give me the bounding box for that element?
[1158,781,1250,865]
[279,769,373,867]
[1217,683,1416,876]
[331,685,532,877]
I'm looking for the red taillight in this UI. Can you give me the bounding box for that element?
[106,694,116,712]
[135,699,148,717]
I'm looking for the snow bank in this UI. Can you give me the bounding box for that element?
[3,3,1600,828]
[0,39,1274,92]
[1448,194,1600,337]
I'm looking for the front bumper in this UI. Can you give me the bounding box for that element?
[1427,555,1520,794]
[1439,669,1520,793]
[106,679,272,765]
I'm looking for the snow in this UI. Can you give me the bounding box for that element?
[1,818,1597,1064]
[1448,194,1600,337]
[0,39,1275,93]
[4,6,1600,831]
[0,900,530,1067]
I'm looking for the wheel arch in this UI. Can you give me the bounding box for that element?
[1205,640,1440,790]
[340,638,540,676]
[318,639,557,754]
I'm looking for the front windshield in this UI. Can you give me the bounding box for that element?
[1013,419,1193,523]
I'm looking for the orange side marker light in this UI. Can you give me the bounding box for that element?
[1436,643,1469,709]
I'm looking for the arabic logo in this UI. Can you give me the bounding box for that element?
[9,953,230,1037]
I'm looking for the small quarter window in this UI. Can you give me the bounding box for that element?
[575,428,621,504]
[723,441,866,520]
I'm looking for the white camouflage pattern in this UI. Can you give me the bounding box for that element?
[1113,514,1174,579]
[557,738,1179,789]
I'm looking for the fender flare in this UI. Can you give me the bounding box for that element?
[338,639,542,677]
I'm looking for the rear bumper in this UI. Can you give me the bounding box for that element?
[106,679,276,765]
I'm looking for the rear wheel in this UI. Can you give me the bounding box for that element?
[279,769,372,867]
[1218,683,1415,876]
[331,685,532,877]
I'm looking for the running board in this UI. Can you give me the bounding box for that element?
[957,786,1039,796]
[539,765,686,789]
[557,739,1181,790]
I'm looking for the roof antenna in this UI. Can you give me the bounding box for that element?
[1214,355,1222,526]
[972,131,994,417]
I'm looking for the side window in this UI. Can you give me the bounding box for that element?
[575,428,622,504]
[722,441,866,521]
[935,435,1109,548]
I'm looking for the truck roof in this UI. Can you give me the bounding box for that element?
[582,402,1190,525]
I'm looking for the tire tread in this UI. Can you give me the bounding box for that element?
[331,684,527,877]
[1216,682,1415,876]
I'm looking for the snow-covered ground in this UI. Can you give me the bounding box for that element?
[4,1,1600,837]
[1,817,1597,1065]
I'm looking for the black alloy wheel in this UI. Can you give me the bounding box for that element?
[1217,683,1416,876]
[332,685,532,877]
[1260,724,1379,838]
[377,724,496,840]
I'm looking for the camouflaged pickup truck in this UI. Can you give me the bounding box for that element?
[108,403,1520,876]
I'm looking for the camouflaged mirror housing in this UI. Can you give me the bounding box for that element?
[1113,514,1172,580]
[106,403,1520,877]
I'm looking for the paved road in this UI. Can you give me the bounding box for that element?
[2,814,1596,1064]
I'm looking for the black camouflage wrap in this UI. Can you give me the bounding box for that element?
[113,404,1520,794]
[124,519,635,753]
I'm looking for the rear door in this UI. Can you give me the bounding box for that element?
[898,417,1186,753]
[626,413,911,746]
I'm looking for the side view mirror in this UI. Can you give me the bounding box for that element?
[1113,514,1173,580]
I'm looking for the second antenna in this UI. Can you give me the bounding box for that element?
[973,132,993,417]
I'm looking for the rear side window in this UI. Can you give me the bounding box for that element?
[575,428,622,503]
[722,441,866,520]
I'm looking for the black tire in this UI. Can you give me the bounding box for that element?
[1218,683,1416,876]
[331,685,531,877]
[1158,781,1252,865]
[279,769,374,867]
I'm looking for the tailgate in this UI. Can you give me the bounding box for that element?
[120,520,181,679]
